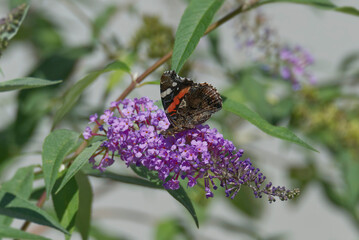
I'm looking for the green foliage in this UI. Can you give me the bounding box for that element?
[74,171,93,240]
[172,0,224,72]
[0,165,35,227]
[132,15,174,59]
[92,5,118,39]
[222,97,318,152]
[155,218,193,240]
[84,167,163,189]
[131,165,199,228]
[56,141,103,194]
[42,129,80,198]
[52,173,79,236]
[0,78,62,92]
[0,225,51,240]
[256,0,359,16]
[228,187,264,218]
[0,190,68,234]
[52,60,130,129]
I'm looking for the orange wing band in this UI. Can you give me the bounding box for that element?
[166,87,190,114]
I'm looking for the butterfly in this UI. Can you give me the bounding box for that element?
[160,70,222,135]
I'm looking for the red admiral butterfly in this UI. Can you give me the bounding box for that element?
[160,70,222,135]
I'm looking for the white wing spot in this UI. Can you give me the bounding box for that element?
[161,88,172,98]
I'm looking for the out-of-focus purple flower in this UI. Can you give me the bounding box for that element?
[278,45,315,89]
[234,11,315,90]
[83,97,299,202]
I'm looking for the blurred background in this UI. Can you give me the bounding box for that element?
[0,0,359,239]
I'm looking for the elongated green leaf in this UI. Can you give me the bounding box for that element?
[0,190,68,234]
[30,187,45,201]
[131,165,198,227]
[90,225,127,240]
[52,60,131,129]
[51,72,101,129]
[335,7,359,16]
[42,129,80,199]
[56,141,102,194]
[341,152,359,206]
[0,78,62,92]
[83,168,163,189]
[0,225,51,240]
[52,174,79,235]
[75,171,93,240]
[256,0,359,17]
[1,165,35,198]
[0,165,35,226]
[100,60,131,74]
[222,97,318,152]
[140,80,160,86]
[93,5,118,38]
[106,54,135,93]
[172,0,224,72]
[166,186,199,228]
[258,0,334,8]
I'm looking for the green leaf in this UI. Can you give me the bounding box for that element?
[256,0,359,17]
[166,186,199,228]
[240,73,273,121]
[51,72,101,129]
[140,80,160,86]
[106,54,136,93]
[90,225,128,240]
[0,78,62,92]
[0,190,68,234]
[52,60,130,129]
[100,60,131,74]
[75,171,93,240]
[0,165,35,226]
[341,152,359,207]
[56,141,102,194]
[52,174,79,235]
[30,186,45,201]
[336,7,359,17]
[0,225,51,240]
[93,5,118,38]
[1,165,35,198]
[131,165,199,227]
[228,187,263,218]
[42,129,80,199]
[83,167,163,189]
[171,0,224,72]
[207,31,223,65]
[155,218,192,240]
[222,97,318,152]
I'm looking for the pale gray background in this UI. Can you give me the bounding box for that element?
[0,0,359,239]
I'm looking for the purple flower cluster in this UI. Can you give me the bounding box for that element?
[235,11,315,90]
[83,97,299,202]
[279,46,316,90]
